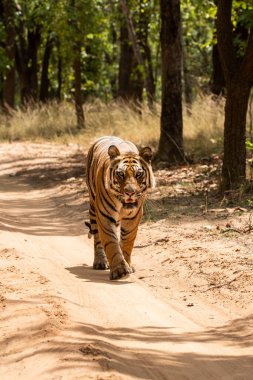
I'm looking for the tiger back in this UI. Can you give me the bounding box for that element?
[86,136,155,280]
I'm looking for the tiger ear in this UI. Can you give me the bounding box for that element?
[140,146,153,163]
[108,145,120,159]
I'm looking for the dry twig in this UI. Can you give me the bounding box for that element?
[201,273,243,292]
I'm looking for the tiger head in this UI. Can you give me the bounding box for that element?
[106,145,155,209]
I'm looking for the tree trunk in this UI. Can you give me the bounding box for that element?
[118,24,139,102]
[16,27,41,105]
[27,29,40,102]
[138,0,156,106]
[39,35,53,102]
[222,81,250,190]
[68,0,85,127]
[74,43,85,129]
[216,0,253,190]
[144,43,156,107]
[2,0,16,110]
[57,44,62,101]
[182,40,192,114]
[119,0,154,109]
[210,43,225,96]
[0,74,4,108]
[156,0,184,164]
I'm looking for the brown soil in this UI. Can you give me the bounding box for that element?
[0,142,252,380]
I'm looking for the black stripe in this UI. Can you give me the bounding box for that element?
[96,214,118,239]
[99,187,118,214]
[99,209,118,225]
[97,164,118,213]
[103,180,118,212]
[122,206,142,221]
[121,228,128,236]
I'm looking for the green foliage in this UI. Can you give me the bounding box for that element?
[231,2,253,59]
[246,139,253,151]
[1,0,252,105]
[181,0,216,92]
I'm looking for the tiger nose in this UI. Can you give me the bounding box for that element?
[125,191,135,197]
[124,184,135,196]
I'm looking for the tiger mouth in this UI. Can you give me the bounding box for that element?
[123,201,138,209]
[116,194,139,208]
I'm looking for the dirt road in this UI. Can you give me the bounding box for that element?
[0,143,252,380]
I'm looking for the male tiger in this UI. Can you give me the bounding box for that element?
[85,136,155,280]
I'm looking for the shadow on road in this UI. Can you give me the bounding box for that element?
[0,152,89,237]
[65,264,133,285]
[2,301,252,380]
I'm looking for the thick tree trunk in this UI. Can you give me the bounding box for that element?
[39,35,53,102]
[16,28,41,105]
[27,30,40,102]
[210,0,225,96]
[156,0,184,163]
[2,0,16,110]
[118,24,143,105]
[118,18,145,105]
[210,43,225,96]
[118,25,138,101]
[222,81,250,190]
[216,0,253,190]
[74,43,85,129]
[3,65,15,111]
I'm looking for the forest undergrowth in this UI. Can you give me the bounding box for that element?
[0,95,225,159]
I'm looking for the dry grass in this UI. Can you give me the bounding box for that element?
[183,95,224,158]
[0,96,225,157]
[0,102,76,141]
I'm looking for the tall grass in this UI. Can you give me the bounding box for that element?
[0,102,76,141]
[183,95,224,158]
[0,96,225,157]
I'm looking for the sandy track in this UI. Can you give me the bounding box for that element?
[0,144,252,380]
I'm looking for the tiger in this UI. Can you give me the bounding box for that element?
[85,136,155,280]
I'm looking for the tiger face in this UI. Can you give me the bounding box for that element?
[107,145,154,209]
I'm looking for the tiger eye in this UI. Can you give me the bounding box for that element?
[116,170,124,178]
[136,170,144,179]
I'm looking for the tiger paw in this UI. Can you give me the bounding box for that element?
[110,261,133,280]
[93,257,109,270]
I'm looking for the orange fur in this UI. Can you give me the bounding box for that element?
[86,136,155,280]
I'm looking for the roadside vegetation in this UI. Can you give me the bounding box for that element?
[0,96,225,160]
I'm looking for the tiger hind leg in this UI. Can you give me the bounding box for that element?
[93,233,109,270]
[87,207,109,270]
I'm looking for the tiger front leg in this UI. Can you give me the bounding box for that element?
[98,222,132,280]
[120,217,140,273]
[107,241,133,280]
